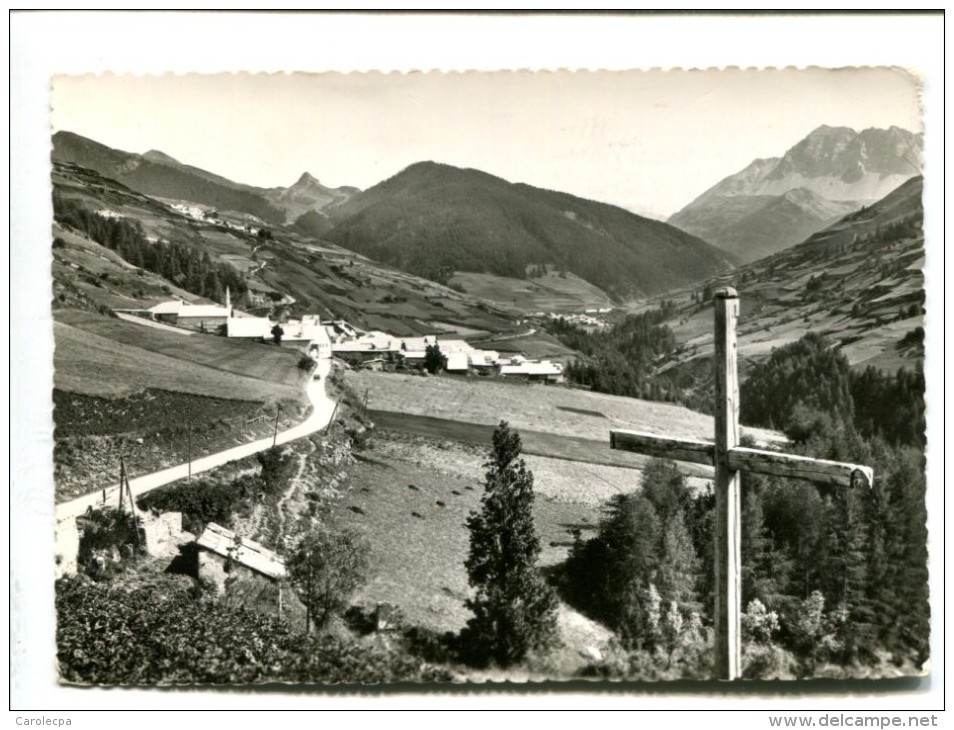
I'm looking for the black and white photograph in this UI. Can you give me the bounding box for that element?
[10,10,944,717]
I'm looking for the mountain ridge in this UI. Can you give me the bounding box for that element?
[323,160,735,301]
[668,125,923,263]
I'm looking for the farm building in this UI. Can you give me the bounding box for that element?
[175,302,231,332]
[437,339,474,354]
[399,335,437,353]
[194,522,286,593]
[332,331,400,365]
[445,352,470,373]
[467,350,500,372]
[226,314,272,341]
[148,300,184,324]
[499,359,565,384]
[310,322,332,359]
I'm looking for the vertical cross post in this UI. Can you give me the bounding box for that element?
[713,287,741,680]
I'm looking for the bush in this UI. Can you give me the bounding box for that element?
[76,506,145,579]
[55,575,450,685]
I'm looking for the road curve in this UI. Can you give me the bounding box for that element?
[55,358,337,525]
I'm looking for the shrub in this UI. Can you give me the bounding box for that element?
[55,575,449,685]
[76,506,145,579]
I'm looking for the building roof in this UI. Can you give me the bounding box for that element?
[499,360,564,377]
[226,316,272,339]
[400,336,437,352]
[333,331,399,352]
[178,303,230,319]
[438,339,474,354]
[445,352,470,371]
[196,523,286,580]
[468,350,500,366]
[148,300,183,315]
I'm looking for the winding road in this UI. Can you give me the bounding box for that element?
[54,358,337,526]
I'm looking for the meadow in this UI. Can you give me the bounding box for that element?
[54,310,306,400]
[346,369,782,446]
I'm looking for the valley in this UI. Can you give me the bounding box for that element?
[46,119,929,685]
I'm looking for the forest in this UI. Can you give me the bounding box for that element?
[561,332,928,678]
[53,193,247,304]
[545,301,682,401]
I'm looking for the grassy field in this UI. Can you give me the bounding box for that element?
[449,270,615,314]
[369,411,715,487]
[348,370,782,446]
[54,313,304,402]
[322,432,616,674]
[469,330,579,361]
[57,309,307,388]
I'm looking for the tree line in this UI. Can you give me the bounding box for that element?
[53,193,247,303]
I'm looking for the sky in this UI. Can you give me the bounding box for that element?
[51,67,921,219]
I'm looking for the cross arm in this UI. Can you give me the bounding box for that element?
[610,430,873,489]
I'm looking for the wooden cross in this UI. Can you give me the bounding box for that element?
[609,287,873,680]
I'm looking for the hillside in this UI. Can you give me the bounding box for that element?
[668,125,923,263]
[51,160,516,338]
[53,131,287,224]
[655,176,924,377]
[322,162,734,301]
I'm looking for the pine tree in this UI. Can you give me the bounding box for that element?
[462,421,558,667]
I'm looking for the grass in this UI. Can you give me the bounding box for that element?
[348,370,782,446]
[55,309,307,392]
[469,331,578,360]
[322,432,617,675]
[449,270,614,313]
[54,316,303,402]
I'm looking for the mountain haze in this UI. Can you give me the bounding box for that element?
[668,125,923,263]
[323,162,734,301]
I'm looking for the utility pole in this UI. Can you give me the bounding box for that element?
[187,421,193,483]
[118,453,126,512]
[273,404,282,448]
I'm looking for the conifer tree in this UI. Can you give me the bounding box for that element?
[462,421,558,667]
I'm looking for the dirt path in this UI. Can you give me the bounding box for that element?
[275,439,317,541]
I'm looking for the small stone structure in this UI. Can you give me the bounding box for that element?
[194,522,286,594]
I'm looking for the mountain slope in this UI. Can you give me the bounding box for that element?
[51,159,517,338]
[52,131,287,224]
[669,126,923,263]
[323,162,734,301]
[671,188,858,262]
[654,175,924,377]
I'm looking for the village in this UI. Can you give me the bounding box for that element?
[119,290,568,384]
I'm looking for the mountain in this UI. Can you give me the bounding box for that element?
[322,161,734,301]
[655,175,924,378]
[52,131,288,224]
[668,126,923,263]
[263,172,359,226]
[51,159,516,338]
